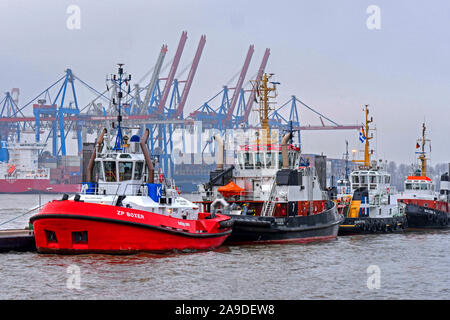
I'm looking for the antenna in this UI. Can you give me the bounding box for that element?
[106,64,132,151]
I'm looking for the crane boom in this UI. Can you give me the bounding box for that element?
[143,44,168,112]
[242,48,270,123]
[157,31,188,115]
[175,35,206,118]
[225,45,254,121]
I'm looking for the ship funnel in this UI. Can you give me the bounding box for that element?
[281,132,292,169]
[140,128,154,183]
[213,134,224,171]
[87,128,107,182]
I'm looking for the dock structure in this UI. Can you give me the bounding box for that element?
[0,32,360,181]
[0,229,36,253]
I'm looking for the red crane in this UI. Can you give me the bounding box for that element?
[175,35,206,119]
[225,45,254,122]
[242,48,270,124]
[157,31,188,115]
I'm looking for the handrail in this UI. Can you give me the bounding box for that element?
[261,181,277,217]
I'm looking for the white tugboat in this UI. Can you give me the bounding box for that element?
[338,105,407,235]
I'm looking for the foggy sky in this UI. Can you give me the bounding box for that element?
[0,0,449,165]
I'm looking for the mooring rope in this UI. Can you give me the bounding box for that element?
[0,205,43,228]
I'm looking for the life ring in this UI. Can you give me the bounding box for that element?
[159,174,165,183]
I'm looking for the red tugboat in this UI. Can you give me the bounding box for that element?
[196,73,342,244]
[30,64,232,254]
[397,123,450,229]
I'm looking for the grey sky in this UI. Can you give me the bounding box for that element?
[0,0,449,165]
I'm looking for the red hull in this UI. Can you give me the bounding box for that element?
[30,200,231,254]
[398,198,450,214]
[0,179,80,194]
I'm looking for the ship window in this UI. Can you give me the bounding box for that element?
[255,152,263,169]
[119,161,133,181]
[104,161,117,182]
[406,183,412,190]
[420,184,427,190]
[413,183,419,190]
[243,152,252,169]
[134,161,143,180]
[72,231,88,244]
[94,161,104,181]
[45,230,57,243]
[352,175,359,184]
[386,176,390,183]
[265,152,274,169]
[370,175,377,184]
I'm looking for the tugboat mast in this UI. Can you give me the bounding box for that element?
[254,73,278,143]
[353,105,373,168]
[417,122,428,177]
[107,63,131,151]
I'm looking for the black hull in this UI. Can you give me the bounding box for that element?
[338,216,407,236]
[0,230,36,253]
[224,201,342,244]
[405,204,450,229]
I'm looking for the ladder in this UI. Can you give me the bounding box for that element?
[261,181,277,217]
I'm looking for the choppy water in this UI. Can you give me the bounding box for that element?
[0,194,449,300]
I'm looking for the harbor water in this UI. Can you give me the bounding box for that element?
[0,194,449,300]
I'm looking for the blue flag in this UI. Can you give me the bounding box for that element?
[359,131,366,143]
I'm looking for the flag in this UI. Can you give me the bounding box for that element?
[416,143,420,149]
[359,130,366,143]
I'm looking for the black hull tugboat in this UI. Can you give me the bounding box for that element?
[397,124,450,229]
[226,201,340,244]
[196,73,342,245]
[404,203,449,229]
[337,105,407,235]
